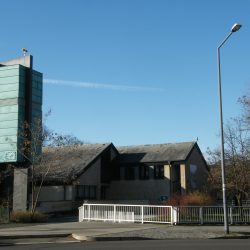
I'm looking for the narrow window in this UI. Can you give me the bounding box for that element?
[76,185,97,199]
[154,165,164,179]
[139,165,149,179]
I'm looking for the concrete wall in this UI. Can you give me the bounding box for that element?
[0,56,32,68]
[106,180,170,204]
[76,159,101,201]
[76,158,101,186]
[13,168,28,211]
[106,165,171,204]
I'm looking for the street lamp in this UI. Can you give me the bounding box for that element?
[217,23,242,234]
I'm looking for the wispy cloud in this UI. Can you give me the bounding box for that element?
[44,79,164,92]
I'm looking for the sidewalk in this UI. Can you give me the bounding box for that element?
[0,221,250,241]
[0,221,158,239]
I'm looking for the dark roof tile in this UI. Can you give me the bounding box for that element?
[35,143,111,183]
[117,142,196,163]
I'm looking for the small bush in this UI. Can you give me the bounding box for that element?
[10,211,48,223]
[164,194,183,206]
[182,191,214,206]
[164,192,214,206]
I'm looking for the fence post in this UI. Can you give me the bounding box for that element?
[172,206,177,225]
[88,204,90,221]
[79,206,82,222]
[230,207,233,225]
[83,205,85,221]
[171,206,173,225]
[141,205,144,224]
[114,205,116,223]
[199,207,203,225]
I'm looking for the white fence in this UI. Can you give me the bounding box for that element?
[174,206,250,224]
[79,204,250,225]
[79,204,172,224]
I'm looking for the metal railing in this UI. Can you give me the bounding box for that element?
[79,203,250,225]
[173,206,250,224]
[79,204,172,224]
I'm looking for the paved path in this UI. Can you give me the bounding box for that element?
[0,221,250,241]
[95,225,250,240]
[0,221,158,238]
[2,240,250,250]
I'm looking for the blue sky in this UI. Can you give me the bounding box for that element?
[1,0,249,154]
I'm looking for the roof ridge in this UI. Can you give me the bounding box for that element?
[117,141,196,148]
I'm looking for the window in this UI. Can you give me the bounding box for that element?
[139,165,149,179]
[154,165,164,179]
[125,166,135,180]
[76,185,97,199]
[101,186,106,199]
[65,186,73,201]
[77,185,84,198]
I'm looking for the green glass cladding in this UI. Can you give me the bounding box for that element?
[0,64,43,163]
[31,70,43,122]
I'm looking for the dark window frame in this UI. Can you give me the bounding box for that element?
[139,165,149,180]
[76,185,97,200]
[154,165,164,179]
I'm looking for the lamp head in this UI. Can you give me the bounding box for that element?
[231,23,242,32]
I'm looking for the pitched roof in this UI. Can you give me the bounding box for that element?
[117,141,197,163]
[36,143,111,183]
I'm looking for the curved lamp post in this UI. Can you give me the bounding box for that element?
[217,23,242,234]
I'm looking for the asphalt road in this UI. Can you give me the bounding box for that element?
[2,239,250,250]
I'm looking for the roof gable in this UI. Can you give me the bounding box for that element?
[36,143,112,183]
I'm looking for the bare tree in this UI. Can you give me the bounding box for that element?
[225,119,250,204]
[239,94,250,131]
[15,112,84,214]
[207,118,250,205]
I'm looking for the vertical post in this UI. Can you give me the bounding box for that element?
[199,207,203,225]
[216,23,242,232]
[230,207,233,225]
[217,33,233,234]
[141,205,144,224]
[83,205,85,221]
[114,205,116,223]
[88,204,90,221]
[172,206,178,225]
[171,206,173,225]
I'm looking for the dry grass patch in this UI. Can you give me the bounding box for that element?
[10,211,48,223]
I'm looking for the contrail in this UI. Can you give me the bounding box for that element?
[44,79,164,92]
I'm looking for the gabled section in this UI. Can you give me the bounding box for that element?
[36,143,115,184]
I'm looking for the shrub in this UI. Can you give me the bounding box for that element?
[10,211,48,223]
[164,194,183,206]
[182,191,214,206]
[164,191,214,206]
